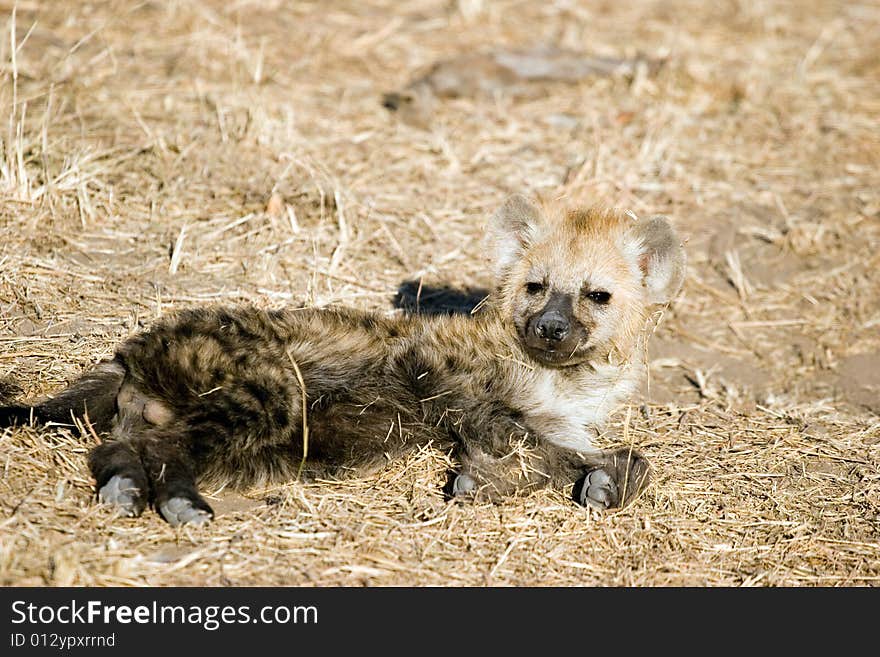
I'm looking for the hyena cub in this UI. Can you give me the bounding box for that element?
[0,196,685,526]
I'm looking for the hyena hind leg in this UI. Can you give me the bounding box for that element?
[575,448,651,511]
[88,432,214,526]
[139,436,214,526]
[88,441,150,517]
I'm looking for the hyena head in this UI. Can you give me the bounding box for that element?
[489,194,686,367]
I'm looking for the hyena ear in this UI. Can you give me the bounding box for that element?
[488,194,543,277]
[629,215,687,304]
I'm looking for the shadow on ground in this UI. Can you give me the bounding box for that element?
[392,280,490,316]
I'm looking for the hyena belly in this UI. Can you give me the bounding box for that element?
[89,306,426,524]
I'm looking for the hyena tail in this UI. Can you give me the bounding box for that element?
[0,358,125,434]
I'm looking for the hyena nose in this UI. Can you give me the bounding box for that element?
[535,311,570,342]
[381,93,401,111]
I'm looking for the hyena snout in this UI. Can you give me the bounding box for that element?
[381,92,401,110]
[526,291,581,347]
[533,310,570,342]
[522,298,588,365]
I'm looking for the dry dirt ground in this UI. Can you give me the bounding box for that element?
[0,0,878,586]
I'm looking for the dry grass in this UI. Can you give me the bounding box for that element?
[1,0,878,587]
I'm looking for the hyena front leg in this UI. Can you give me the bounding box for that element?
[450,417,651,509]
[448,417,585,502]
[450,445,571,501]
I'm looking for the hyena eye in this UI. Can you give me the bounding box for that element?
[585,290,611,304]
[525,282,545,295]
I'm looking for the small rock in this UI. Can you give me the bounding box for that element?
[266,193,284,218]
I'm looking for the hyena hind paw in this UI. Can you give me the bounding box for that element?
[158,496,214,527]
[97,475,147,517]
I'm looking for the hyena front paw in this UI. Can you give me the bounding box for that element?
[97,475,148,517]
[577,468,618,510]
[451,473,477,496]
[443,472,478,500]
[157,495,214,527]
[575,449,651,511]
